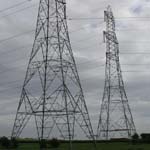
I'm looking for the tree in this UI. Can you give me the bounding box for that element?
[141,133,150,143]
[40,139,47,148]
[11,138,18,148]
[131,133,139,144]
[0,136,10,148]
[132,133,139,140]
[49,138,60,148]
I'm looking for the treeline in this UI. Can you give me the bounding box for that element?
[131,133,150,143]
[0,137,60,149]
[96,133,150,143]
[0,137,18,148]
[0,133,150,149]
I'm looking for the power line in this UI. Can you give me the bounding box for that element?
[123,71,150,73]
[122,64,150,66]
[2,59,150,78]
[68,16,150,21]
[0,68,150,95]
[0,35,102,70]
[0,44,149,75]
[0,29,34,44]
[0,79,23,86]
[0,85,21,94]
[0,64,26,75]
[73,39,104,51]
[0,0,31,13]
[0,22,101,46]
[0,26,98,46]
[2,3,150,23]
[0,56,29,74]
[69,21,104,34]
[68,17,104,21]
[2,28,150,46]
[2,16,150,49]
[0,34,100,59]
[0,44,32,56]
[121,50,150,51]
[0,48,150,76]
[120,42,150,44]
[121,52,150,54]
[72,34,100,45]
[120,41,150,43]
[0,3,38,20]
[1,61,150,83]
[3,54,28,64]
[116,29,150,32]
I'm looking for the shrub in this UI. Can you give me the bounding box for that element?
[40,139,47,148]
[131,133,140,145]
[141,133,150,140]
[132,133,139,140]
[0,136,10,148]
[49,138,60,148]
[11,138,18,148]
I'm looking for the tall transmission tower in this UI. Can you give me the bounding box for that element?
[12,0,95,149]
[97,6,136,140]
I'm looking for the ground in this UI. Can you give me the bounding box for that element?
[0,142,150,150]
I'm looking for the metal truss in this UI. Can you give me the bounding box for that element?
[12,0,96,149]
[97,6,136,140]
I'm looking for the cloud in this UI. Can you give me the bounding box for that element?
[132,5,143,14]
[0,0,149,138]
[130,0,143,14]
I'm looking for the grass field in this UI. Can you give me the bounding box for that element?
[0,142,149,150]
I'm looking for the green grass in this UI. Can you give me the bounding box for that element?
[0,142,150,150]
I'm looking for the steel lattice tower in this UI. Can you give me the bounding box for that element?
[12,0,95,149]
[97,6,136,140]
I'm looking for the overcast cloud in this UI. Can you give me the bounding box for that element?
[0,0,149,138]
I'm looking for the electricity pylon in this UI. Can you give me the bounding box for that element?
[12,0,95,149]
[97,6,136,140]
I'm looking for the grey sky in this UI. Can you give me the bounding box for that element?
[0,0,149,138]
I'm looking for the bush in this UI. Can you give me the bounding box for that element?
[141,133,150,140]
[49,138,60,148]
[131,133,139,144]
[141,133,150,143]
[40,139,47,148]
[11,138,18,148]
[0,136,10,148]
[132,133,139,140]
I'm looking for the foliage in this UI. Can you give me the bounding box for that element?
[141,133,150,141]
[49,138,60,148]
[132,133,139,140]
[11,137,19,148]
[0,142,149,150]
[0,136,10,148]
[40,139,47,148]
